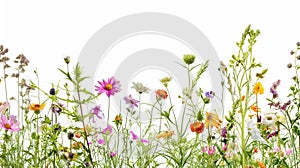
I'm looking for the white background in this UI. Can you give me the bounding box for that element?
[1,1,300,111]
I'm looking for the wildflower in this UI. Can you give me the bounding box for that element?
[0,102,9,114]
[241,95,245,101]
[29,103,46,114]
[67,152,76,160]
[140,138,149,144]
[207,146,216,155]
[266,131,278,139]
[97,138,105,145]
[190,121,204,134]
[250,105,261,112]
[155,89,168,99]
[204,112,222,129]
[51,103,64,113]
[160,76,172,87]
[156,130,174,139]
[91,105,104,122]
[80,125,93,136]
[124,95,139,108]
[205,91,215,99]
[221,127,228,138]
[280,100,291,111]
[263,113,276,126]
[110,152,116,157]
[67,132,74,140]
[285,148,293,156]
[257,161,266,168]
[253,147,259,153]
[75,132,81,138]
[0,115,20,132]
[202,146,208,153]
[64,56,70,64]
[72,142,83,149]
[95,76,121,97]
[131,82,150,94]
[253,82,264,95]
[276,113,286,124]
[130,130,138,140]
[222,144,227,151]
[274,146,280,153]
[247,120,267,144]
[49,88,55,95]
[113,114,122,125]
[183,54,196,65]
[103,125,113,135]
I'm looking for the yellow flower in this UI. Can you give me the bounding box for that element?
[156,131,174,139]
[276,113,286,124]
[253,82,264,95]
[250,105,261,112]
[204,112,222,129]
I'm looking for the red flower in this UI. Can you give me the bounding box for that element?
[190,121,204,134]
[155,89,168,99]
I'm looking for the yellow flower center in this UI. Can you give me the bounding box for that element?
[4,123,11,129]
[105,84,112,90]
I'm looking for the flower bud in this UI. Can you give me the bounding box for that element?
[183,54,195,65]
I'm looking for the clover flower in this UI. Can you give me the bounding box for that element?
[0,115,20,132]
[124,95,139,108]
[95,76,121,97]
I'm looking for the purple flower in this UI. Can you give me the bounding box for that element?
[97,138,105,145]
[274,146,280,153]
[95,77,121,97]
[51,102,64,113]
[103,125,113,135]
[129,130,138,140]
[221,127,227,138]
[124,95,139,108]
[0,115,20,132]
[266,131,278,139]
[270,80,280,98]
[0,102,9,114]
[205,91,215,99]
[91,105,104,122]
[140,138,149,144]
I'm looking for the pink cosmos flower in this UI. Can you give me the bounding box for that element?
[103,125,113,135]
[97,138,105,145]
[0,102,9,114]
[0,115,20,132]
[124,95,139,108]
[95,77,121,97]
[129,130,138,140]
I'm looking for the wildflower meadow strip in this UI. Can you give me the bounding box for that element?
[0,25,299,167]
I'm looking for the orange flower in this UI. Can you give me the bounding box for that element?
[257,161,266,168]
[241,95,245,101]
[253,82,264,95]
[204,112,222,129]
[190,121,205,134]
[72,142,83,149]
[250,105,261,112]
[29,103,46,114]
[156,130,174,139]
[155,89,168,99]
